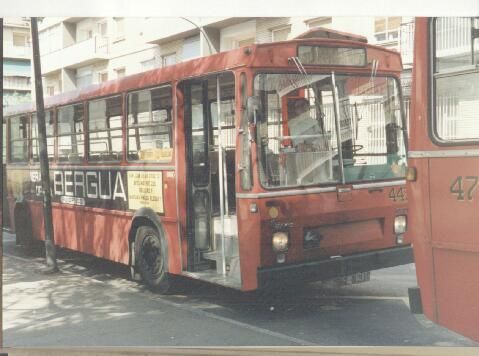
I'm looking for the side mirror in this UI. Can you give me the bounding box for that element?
[247,96,264,125]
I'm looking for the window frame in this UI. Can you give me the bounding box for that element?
[126,84,174,164]
[429,17,479,146]
[8,114,30,164]
[374,17,401,43]
[87,94,124,163]
[252,71,408,190]
[56,102,86,164]
[31,110,56,163]
[271,25,291,42]
[161,53,176,67]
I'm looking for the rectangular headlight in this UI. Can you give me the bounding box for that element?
[394,215,407,234]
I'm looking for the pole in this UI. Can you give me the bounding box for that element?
[31,17,57,272]
[216,76,226,275]
[0,17,4,348]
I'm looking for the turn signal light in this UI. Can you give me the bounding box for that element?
[406,167,417,182]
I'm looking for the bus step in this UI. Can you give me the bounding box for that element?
[192,257,215,272]
[202,250,221,261]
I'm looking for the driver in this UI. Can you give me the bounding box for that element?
[287,99,323,151]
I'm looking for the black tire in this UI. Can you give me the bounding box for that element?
[134,225,171,294]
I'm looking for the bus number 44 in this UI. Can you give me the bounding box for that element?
[389,187,406,202]
[450,176,479,201]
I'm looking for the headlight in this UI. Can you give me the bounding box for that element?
[272,231,289,252]
[394,215,407,234]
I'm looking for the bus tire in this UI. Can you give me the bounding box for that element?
[134,225,171,294]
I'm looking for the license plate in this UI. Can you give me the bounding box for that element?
[351,271,370,284]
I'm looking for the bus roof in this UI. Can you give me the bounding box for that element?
[4,35,401,117]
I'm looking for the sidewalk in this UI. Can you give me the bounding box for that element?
[3,233,291,347]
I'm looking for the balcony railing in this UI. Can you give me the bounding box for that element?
[4,41,32,59]
[41,35,110,74]
[3,77,31,91]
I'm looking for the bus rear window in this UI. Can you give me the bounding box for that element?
[298,46,366,66]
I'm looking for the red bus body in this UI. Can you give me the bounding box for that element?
[409,17,479,341]
[5,30,412,292]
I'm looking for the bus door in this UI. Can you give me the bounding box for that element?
[182,73,240,285]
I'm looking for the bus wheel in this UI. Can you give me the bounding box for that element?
[134,225,171,294]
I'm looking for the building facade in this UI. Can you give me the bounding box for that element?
[38,16,412,97]
[3,17,32,108]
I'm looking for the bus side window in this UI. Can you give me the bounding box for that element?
[31,111,55,162]
[88,96,123,162]
[127,85,173,162]
[9,115,29,163]
[57,104,85,163]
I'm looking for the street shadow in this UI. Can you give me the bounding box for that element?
[4,234,476,347]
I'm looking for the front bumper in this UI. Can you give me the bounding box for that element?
[257,245,413,288]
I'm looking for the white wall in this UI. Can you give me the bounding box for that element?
[220,19,256,51]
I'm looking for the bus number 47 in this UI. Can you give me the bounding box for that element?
[450,176,479,201]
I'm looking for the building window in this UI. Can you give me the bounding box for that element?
[271,26,291,42]
[115,67,126,79]
[97,21,108,37]
[307,17,333,28]
[114,17,125,39]
[162,53,176,67]
[47,86,55,96]
[375,17,401,42]
[77,67,93,89]
[98,72,108,83]
[183,34,200,60]
[13,33,28,47]
[237,38,255,47]
[78,30,93,42]
[141,58,156,71]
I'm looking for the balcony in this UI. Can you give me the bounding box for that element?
[41,36,109,75]
[4,41,32,60]
[3,77,31,91]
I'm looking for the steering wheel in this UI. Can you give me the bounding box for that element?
[352,144,364,153]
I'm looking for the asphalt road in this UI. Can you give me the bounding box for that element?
[3,231,477,347]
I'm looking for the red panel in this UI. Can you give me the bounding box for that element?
[408,158,437,320]
[434,248,479,341]
[257,185,408,269]
[430,158,479,248]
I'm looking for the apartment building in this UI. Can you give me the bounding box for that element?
[3,17,32,108]
[38,16,410,96]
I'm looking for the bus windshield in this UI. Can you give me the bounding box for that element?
[254,73,407,188]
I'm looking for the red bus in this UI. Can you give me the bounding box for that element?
[5,28,412,293]
[409,17,479,341]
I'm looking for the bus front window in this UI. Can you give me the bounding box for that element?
[254,73,407,188]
